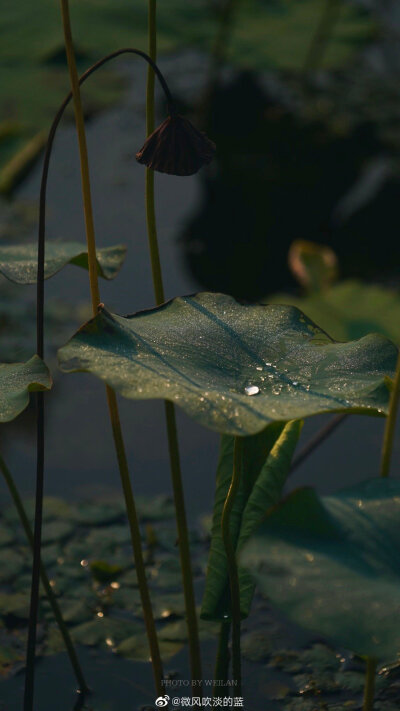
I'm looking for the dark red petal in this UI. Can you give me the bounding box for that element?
[136,115,215,176]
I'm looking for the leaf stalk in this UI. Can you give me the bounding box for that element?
[145,0,203,687]
[221,436,242,695]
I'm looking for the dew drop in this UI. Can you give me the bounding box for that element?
[245,385,260,396]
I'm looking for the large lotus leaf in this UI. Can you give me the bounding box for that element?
[0,242,127,284]
[58,293,396,436]
[268,280,400,345]
[0,355,52,422]
[201,421,287,621]
[240,478,400,661]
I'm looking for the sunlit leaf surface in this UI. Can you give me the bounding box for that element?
[58,293,396,436]
[268,280,400,345]
[0,242,127,284]
[0,355,52,422]
[240,478,400,660]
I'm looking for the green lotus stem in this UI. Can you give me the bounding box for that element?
[145,0,203,686]
[380,352,400,478]
[221,436,242,695]
[303,0,342,74]
[207,0,239,86]
[213,620,231,698]
[363,657,377,711]
[60,0,164,696]
[0,453,88,693]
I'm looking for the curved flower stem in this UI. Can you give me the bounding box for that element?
[58,0,164,696]
[145,0,202,687]
[363,657,377,711]
[30,45,176,711]
[0,452,88,693]
[221,436,242,695]
[380,353,400,478]
[213,620,231,698]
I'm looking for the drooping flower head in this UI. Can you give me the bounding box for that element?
[136,114,216,176]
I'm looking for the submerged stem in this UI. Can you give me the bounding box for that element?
[145,0,202,686]
[213,620,231,698]
[363,657,377,711]
[221,436,242,695]
[380,352,400,478]
[0,453,88,693]
[59,0,163,695]
[24,388,44,711]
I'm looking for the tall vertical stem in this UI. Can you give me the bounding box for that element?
[24,392,44,711]
[60,0,163,696]
[60,0,100,313]
[213,620,231,698]
[145,0,202,686]
[221,436,242,695]
[303,0,342,74]
[363,657,377,711]
[380,352,400,478]
[0,453,88,693]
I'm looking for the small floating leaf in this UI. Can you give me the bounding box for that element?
[58,293,397,436]
[0,523,14,547]
[72,500,125,526]
[240,478,400,660]
[71,617,141,648]
[0,355,51,422]
[0,593,30,622]
[0,551,26,583]
[89,560,125,584]
[116,634,182,662]
[0,242,127,284]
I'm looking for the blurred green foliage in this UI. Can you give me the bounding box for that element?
[0,0,373,185]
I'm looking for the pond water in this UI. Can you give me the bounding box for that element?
[1,53,400,710]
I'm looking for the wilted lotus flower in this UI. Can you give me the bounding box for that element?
[136,114,216,176]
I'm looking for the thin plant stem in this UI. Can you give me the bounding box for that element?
[290,413,347,474]
[0,453,88,694]
[208,0,239,87]
[60,0,163,695]
[363,657,377,711]
[24,389,44,711]
[202,0,239,119]
[60,0,99,312]
[303,0,342,74]
[164,400,203,684]
[221,436,242,695]
[213,620,231,698]
[33,44,175,707]
[380,351,400,478]
[145,0,202,686]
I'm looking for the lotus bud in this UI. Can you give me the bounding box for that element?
[136,114,215,176]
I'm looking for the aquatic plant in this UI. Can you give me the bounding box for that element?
[1,3,400,711]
